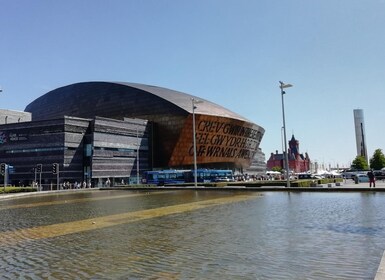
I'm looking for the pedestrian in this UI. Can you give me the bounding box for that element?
[367,169,376,188]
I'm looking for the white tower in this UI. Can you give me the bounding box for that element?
[353,109,368,163]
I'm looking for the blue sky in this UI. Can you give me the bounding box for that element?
[1,0,384,168]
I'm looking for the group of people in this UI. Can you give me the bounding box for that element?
[61,181,92,189]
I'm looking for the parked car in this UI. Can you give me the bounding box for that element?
[298,174,312,179]
[214,177,233,182]
[355,174,369,183]
[374,171,385,180]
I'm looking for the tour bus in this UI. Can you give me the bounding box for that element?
[143,169,234,185]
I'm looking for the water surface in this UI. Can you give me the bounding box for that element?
[0,190,384,279]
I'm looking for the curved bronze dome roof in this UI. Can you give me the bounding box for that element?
[25,81,251,123]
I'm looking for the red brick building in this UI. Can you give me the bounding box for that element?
[266,135,310,173]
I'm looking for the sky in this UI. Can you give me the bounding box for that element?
[1,0,385,168]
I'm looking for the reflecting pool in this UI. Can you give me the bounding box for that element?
[0,190,384,279]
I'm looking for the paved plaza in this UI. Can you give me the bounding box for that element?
[328,178,385,189]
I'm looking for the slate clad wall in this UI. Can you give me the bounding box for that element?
[0,116,150,186]
[91,117,149,180]
[0,117,89,186]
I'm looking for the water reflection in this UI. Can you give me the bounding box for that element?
[0,190,385,279]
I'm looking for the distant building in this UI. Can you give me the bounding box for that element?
[266,135,310,173]
[0,109,31,124]
[353,109,368,163]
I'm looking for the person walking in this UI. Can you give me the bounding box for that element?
[367,169,376,188]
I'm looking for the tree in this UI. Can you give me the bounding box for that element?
[351,155,369,170]
[370,149,385,170]
[271,166,282,172]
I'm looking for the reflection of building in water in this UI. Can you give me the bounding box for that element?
[266,135,310,173]
[353,109,368,164]
[0,82,265,186]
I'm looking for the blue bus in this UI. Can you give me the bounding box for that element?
[143,169,234,185]
[188,169,234,183]
[143,170,188,185]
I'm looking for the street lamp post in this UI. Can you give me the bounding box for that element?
[279,81,293,188]
[192,98,203,188]
[136,125,139,185]
[136,121,147,185]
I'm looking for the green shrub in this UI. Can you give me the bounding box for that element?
[291,180,313,188]
[1,186,37,194]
